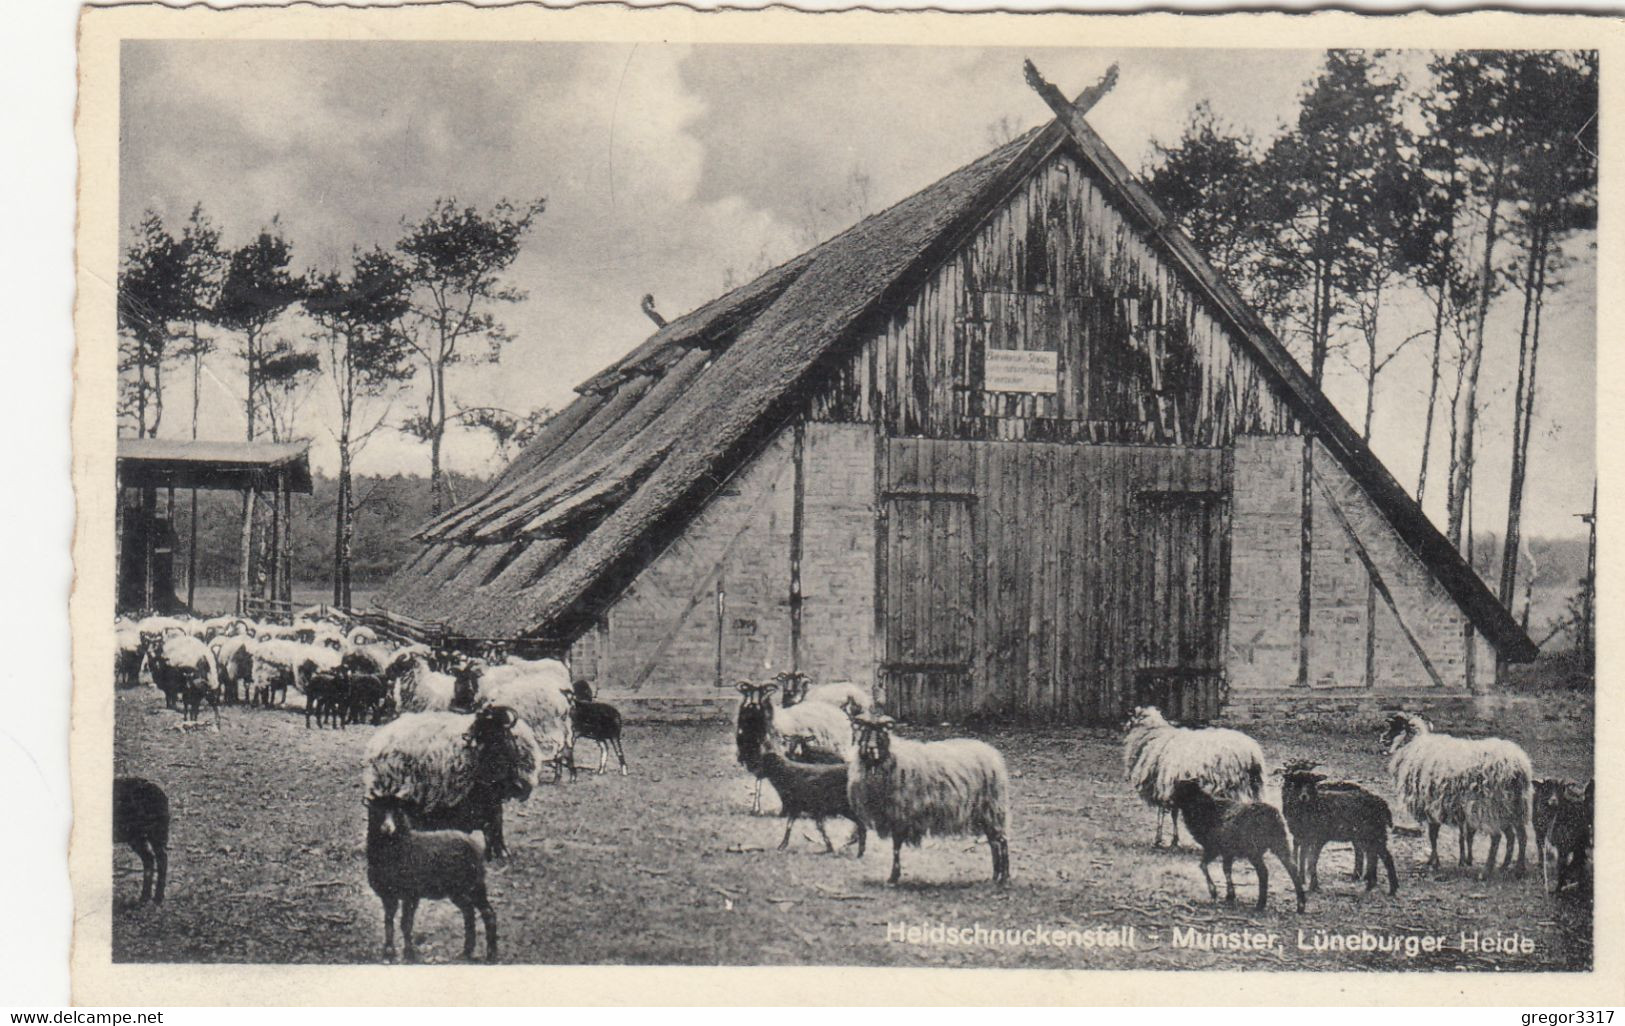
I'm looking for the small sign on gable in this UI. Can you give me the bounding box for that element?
[984,348,1058,393]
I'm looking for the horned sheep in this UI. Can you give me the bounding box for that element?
[1382,712,1533,877]
[775,670,875,717]
[362,705,543,860]
[846,714,1009,885]
[734,682,851,813]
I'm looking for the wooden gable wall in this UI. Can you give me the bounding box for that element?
[809,146,1300,445]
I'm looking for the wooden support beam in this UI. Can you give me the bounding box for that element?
[789,420,805,673]
[268,478,281,602]
[238,487,254,616]
[1298,437,1313,688]
[1312,468,1447,690]
[282,473,293,604]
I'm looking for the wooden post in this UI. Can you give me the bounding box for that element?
[282,474,293,605]
[1580,480,1596,674]
[141,487,157,612]
[267,481,281,603]
[238,486,254,615]
[186,488,198,612]
[114,481,125,609]
[789,421,805,672]
[714,575,726,689]
[1296,435,1313,687]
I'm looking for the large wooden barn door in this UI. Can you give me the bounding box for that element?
[1131,489,1230,722]
[878,440,978,721]
[879,438,1228,724]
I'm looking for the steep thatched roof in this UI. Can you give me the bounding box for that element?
[375,94,1534,661]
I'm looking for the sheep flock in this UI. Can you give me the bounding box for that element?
[113,607,1591,962]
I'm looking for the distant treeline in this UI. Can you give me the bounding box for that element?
[165,471,489,588]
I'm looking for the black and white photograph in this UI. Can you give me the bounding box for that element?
[70,3,1613,1002]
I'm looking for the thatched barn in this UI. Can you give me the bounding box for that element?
[375,68,1534,723]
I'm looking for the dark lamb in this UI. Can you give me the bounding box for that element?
[561,685,627,776]
[1169,779,1306,913]
[1279,767,1397,895]
[1548,780,1593,894]
[365,793,497,962]
[113,777,170,905]
[736,698,865,855]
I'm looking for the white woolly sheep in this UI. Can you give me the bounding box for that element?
[846,714,1009,885]
[386,654,459,714]
[1123,706,1264,848]
[147,633,220,715]
[250,639,341,708]
[1382,711,1533,877]
[775,670,875,716]
[462,659,572,763]
[115,625,145,689]
[362,706,544,860]
[211,634,257,705]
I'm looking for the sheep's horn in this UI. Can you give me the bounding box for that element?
[501,706,518,727]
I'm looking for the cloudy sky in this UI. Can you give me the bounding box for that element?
[119,41,1596,539]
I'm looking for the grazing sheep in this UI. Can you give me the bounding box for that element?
[386,654,458,714]
[1124,706,1264,848]
[1169,779,1306,912]
[560,684,627,776]
[1382,712,1533,877]
[1548,780,1593,894]
[1279,765,1397,895]
[775,670,875,716]
[846,714,1009,885]
[113,777,169,905]
[735,689,864,855]
[362,705,542,860]
[736,681,853,814]
[365,792,498,963]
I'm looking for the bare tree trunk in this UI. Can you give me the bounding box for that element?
[430,360,449,514]
[1446,157,1506,550]
[1498,217,1548,608]
[1416,281,1448,505]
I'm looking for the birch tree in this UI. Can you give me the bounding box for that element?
[306,249,415,607]
[1497,52,1598,608]
[396,197,546,513]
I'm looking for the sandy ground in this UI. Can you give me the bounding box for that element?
[111,686,1592,971]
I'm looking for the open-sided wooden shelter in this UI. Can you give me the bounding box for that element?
[116,438,312,617]
[375,65,1534,723]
